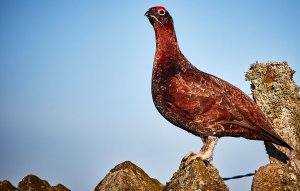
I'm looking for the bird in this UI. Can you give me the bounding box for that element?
[145,6,292,164]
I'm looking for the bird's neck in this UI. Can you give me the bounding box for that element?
[154,23,182,60]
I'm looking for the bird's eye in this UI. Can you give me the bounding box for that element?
[158,9,165,16]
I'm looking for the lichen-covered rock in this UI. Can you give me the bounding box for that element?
[15,175,70,191]
[246,62,300,190]
[95,161,164,191]
[0,180,16,191]
[245,62,299,162]
[48,184,70,191]
[165,158,228,191]
[17,175,51,191]
[251,163,299,191]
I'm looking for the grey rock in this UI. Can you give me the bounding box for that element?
[95,161,164,191]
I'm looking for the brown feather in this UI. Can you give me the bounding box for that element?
[146,6,292,150]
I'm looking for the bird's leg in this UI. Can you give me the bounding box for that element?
[198,136,219,161]
[182,136,219,167]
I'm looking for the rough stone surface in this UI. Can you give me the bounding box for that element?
[17,175,51,191]
[246,62,300,169]
[246,62,300,190]
[0,180,16,191]
[95,161,164,191]
[48,184,71,191]
[4,175,71,191]
[251,163,299,191]
[164,158,228,191]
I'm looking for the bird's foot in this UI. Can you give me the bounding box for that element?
[182,151,196,161]
[181,136,218,169]
[181,151,212,169]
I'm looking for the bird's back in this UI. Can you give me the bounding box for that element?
[152,59,291,149]
[146,5,292,150]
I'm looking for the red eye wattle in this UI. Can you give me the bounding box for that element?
[155,6,167,12]
[158,9,165,15]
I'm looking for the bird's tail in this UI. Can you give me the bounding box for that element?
[260,126,293,150]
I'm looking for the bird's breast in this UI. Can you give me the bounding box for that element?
[151,62,195,128]
[151,62,178,121]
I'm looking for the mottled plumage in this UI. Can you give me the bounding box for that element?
[145,6,292,162]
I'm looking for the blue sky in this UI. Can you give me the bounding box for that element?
[0,1,299,191]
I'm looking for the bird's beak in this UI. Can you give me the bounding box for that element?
[144,10,151,18]
[145,10,162,25]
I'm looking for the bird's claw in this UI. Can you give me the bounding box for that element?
[182,151,196,161]
[181,152,198,169]
[181,152,212,169]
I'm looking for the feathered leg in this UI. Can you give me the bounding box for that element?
[183,136,219,166]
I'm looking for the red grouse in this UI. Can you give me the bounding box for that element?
[145,6,292,163]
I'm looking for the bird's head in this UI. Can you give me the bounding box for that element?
[145,6,173,27]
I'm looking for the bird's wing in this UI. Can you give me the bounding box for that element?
[166,71,236,122]
[165,69,293,149]
[197,73,282,138]
[202,73,269,129]
[167,71,261,127]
